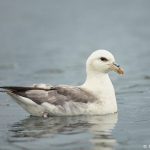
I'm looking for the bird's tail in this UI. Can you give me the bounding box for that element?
[0,90,8,92]
[0,86,46,117]
[0,86,33,92]
[0,86,51,93]
[0,87,11,92]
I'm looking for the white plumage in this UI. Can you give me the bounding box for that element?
[0,50,124,117]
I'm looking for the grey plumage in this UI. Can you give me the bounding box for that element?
[0,86,97,106]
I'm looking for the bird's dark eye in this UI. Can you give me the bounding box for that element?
[100,57,108,62]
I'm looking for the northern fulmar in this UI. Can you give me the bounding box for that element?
[0,50,124,117]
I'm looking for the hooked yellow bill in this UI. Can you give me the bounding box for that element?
[110,63,124,75]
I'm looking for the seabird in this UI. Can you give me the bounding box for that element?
[0,50,124,117]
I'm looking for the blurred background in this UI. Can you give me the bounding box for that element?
[0,0,150,150]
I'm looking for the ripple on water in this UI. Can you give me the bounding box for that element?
[34,68,64,75]
[0,63,17,70]
[7,115,118,150]
[144,75,150,80]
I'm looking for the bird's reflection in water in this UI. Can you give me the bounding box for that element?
[8,114,118,150]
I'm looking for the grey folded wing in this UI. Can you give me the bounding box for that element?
[1,86,96,106]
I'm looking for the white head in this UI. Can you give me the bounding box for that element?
[86,50,124,75]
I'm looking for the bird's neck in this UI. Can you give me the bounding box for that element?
[80,71,117,113]
[81,71,116,102]
[82,72,110,90]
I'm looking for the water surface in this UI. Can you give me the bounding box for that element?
[0,0,150,149]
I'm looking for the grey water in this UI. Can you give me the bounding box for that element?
[0,0,150,149]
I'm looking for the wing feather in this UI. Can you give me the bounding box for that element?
[0,86,96,105]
